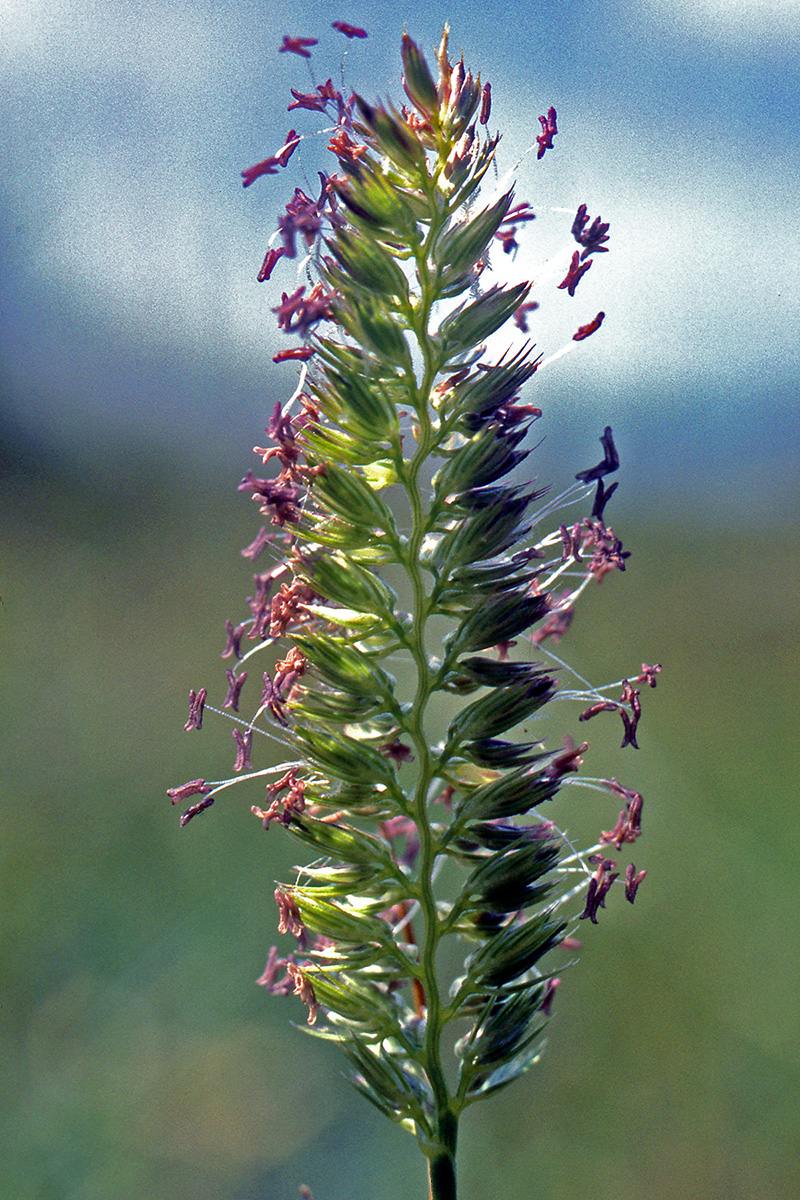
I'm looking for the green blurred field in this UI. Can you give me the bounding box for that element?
[2,444,798,1200]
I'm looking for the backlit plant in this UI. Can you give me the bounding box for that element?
[169,24,659,1200]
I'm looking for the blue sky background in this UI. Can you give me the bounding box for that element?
[2,0,798,523]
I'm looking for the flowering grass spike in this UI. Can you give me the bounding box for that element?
[171,26,659,1200]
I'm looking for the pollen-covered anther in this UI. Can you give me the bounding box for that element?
[232,728,253,772]
[494,228,519,255]
[513,300,539,332]
[246,569,279,639]
[253,769,306,829]
[402,106,435,137]
[495,398,542,428]
[221,619,247,660]
[240,527,273,561]
[619,680,642,749]
[494,640,517,661]
[579,683,641,748]
[572,203,610,258]
[494,202,536,255]
[261,672,289,726]
[637,663,663,687]
[273,347,315,364]
[223,668,247,712]
[505,202,537,226]
[256,946,296,993]
[241,157,281,187]
[573,312,605,342]
[278,187,325,257]
[381,815,420,869]
[559,522,583,562]
[530,593,574,645]
[273,283,334,335]
[257,248,284,282]
[286,962,319,1025]
[328,126,368,165]
[539,977,561,1016]
[576,427,619,484]
[433,368,470,398]
[479,82,491,124]
[579,856,619,924]
[579,519,629,581]
[535,106,557,158]
[558,250,593,296]
[579,700,619,723]
[238,472,303,527]
[277,130,301,166]
[544,737,588,782]
[184,687,207,731]
[167,779,211,804]
[437,785,455,811]
[278,35,318,58]
[255,400,305,477]
[272,285,304,329]
[274,887,306,939]
[288,88,327,114]
[269,579,317,638]
[167,779,215,826]
[273,646,308,697]
[380,738,414,764]
[602,777,641,805]
[332,21,368,39]
[624,864,647,903]
[589,477,618,522]
[600,788,643,850]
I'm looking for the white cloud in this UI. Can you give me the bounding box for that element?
[1,0,233,87]
[637,0,800,50]
[482,106,800,410]
[4,0,799,434]
[3,0,287,360]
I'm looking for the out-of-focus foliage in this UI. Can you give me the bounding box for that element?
[1,449,798,1200]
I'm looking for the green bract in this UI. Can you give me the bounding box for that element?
[174,25,655,1200]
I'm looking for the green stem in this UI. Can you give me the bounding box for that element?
[399,155,464,1200]
[401,473,455,1164]
[428,1109,458,1200]
[402,432,461,1200]
[429,1155,457,1200]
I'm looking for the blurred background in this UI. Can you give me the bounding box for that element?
[1,1,798,1198]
